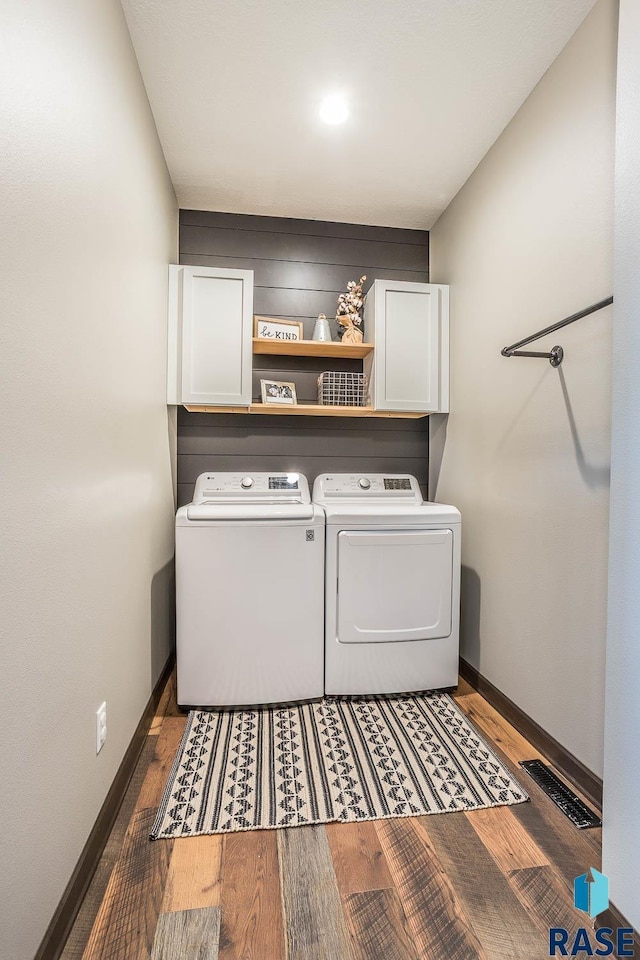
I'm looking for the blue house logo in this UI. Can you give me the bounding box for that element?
[574,868,609,918]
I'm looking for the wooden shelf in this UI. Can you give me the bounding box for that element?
[184,403,429,419]
[252,338,374,359]
[250,403,414,418]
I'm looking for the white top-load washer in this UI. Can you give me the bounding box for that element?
[313,474,461,696]
[176,472,324,708]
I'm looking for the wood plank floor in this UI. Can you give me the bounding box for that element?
[61,673,602,960]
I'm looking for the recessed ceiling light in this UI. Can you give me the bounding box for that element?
[319,94,348,125]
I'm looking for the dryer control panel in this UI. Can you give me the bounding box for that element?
[313,474,423,501]
[192,472,310,503]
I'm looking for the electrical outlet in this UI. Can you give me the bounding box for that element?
[96,702,107,754]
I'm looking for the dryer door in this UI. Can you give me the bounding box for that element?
[336,529,453,644]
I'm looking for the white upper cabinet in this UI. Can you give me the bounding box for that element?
[168,265,254,405]
[364,280,449,413]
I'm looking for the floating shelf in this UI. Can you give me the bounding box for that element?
[184,403,429,419]
[252,338,374,359]
[250,403,425,418]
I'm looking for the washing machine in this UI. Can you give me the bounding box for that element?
[176,472,325,708]
[313,473,461,696]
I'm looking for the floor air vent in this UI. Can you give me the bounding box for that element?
[519,759,602,829]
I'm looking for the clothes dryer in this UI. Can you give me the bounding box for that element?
[313,474,460,695]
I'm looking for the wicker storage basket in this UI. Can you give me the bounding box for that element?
[317,371,369,407]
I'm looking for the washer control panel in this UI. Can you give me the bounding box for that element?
[268,476,299,490]
[192,472,308,502]
[313,474,422,501]
[384,478,412,490]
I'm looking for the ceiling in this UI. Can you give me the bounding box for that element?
[121,0,597,229]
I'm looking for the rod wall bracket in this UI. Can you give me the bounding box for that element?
[549,345,563,367]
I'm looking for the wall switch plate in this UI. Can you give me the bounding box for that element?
[96,702,107,754]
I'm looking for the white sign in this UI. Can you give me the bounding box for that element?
[254,317,303,341]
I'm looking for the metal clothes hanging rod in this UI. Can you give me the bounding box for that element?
[501,296,613,366]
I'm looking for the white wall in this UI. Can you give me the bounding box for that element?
[430,0,616,777]
[0,2,177,958]
[602,0,640,930]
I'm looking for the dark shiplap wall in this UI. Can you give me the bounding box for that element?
[178,211,430,505]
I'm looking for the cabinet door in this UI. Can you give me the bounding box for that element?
[367,281,448,412]
[171,265,253,405]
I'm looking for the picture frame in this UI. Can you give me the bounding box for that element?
[254,316,304,342]
[260,379,297,405]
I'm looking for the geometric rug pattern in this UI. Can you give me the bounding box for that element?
[151,693,528,838]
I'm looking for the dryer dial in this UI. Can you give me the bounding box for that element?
[358,477,371,489]
[241,477,254,489]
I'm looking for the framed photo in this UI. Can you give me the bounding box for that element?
[254,316,304,342]
[260,379,297,405]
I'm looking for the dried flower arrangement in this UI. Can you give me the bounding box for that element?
[336,275,366,344]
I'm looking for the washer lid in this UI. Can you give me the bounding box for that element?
[321,502,461,525]
[186,502,315,521]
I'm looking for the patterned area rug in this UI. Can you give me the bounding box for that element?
[151,693,528,838]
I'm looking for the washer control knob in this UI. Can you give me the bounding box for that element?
[241,477,254,489]
[358,477,371,489]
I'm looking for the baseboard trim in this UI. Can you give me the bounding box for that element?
[34,654,175,960]
[459,658,603,810]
